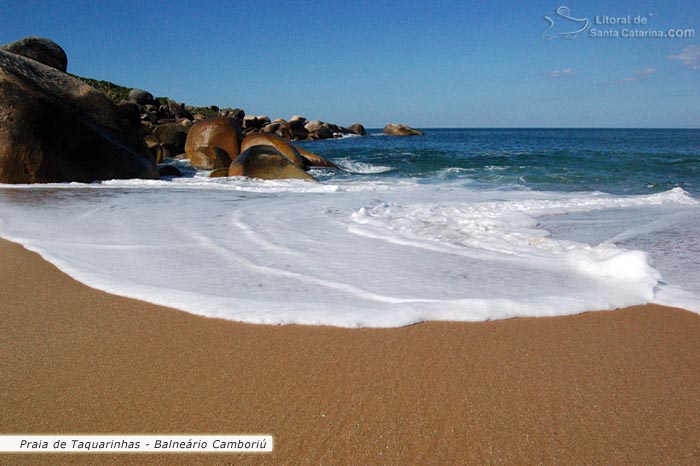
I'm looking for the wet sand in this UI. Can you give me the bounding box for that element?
[1,237,699,465]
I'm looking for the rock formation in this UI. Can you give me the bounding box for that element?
[0,36,430,184]
[383,124,425,136]
[0,40,158,184]
[0,36,68,72]
[229,145,316,181]
[348,123,367,136]
[184,117,242,169]
[240,133,307,168]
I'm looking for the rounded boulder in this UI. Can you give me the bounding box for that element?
[383,123,425,136]
[184,117,242,169]
[240,133,306,168]
[229,145,316,181]
[0,36,68,71]
[127,88,156,106]
[348,123,367,136]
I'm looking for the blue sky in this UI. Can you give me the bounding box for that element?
[1,0,698,128]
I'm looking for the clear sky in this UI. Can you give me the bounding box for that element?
[1,0,698,128]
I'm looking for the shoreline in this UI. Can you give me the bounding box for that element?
[1,236,700,465]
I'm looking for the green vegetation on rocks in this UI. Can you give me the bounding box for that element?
[70,74,132,103]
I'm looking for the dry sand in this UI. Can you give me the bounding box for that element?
[1,237,699,465]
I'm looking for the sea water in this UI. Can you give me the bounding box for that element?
[0,128,698,327]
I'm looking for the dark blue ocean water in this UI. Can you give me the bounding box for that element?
[300,128,700,195]
[2,128,699,325]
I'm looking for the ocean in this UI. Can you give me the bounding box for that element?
[1,128,698,327]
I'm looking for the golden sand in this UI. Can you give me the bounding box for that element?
[1,238,699,465]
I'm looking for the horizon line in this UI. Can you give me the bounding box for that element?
[364,126,700,130]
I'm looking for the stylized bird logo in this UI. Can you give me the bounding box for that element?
[542,6,590,41]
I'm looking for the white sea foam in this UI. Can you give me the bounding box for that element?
[339,161,396,174]
[332,132,362,139]
[0,180,698,327]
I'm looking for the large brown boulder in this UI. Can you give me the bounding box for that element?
[184,117,242,169]
[0,48,158,184]
[229,145,316,181]
[348,123,367,136]
[0,36,68,72]
[240,133,306,168]
[383,123,425,136]
[240,133,337,168]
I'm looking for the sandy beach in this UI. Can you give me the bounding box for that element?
[1,237,699,465]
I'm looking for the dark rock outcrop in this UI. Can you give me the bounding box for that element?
[0,36,68,72]
[383,123,425,136]
[229,145,316,181]
[184,116,242,169]
[242,115,265,132]
[0,46,158,184]
[117,100,142,127]
[127,88,156,106]
[152,123,189,156]
[165,99,192,120]
[305,120,334,140]
[288,118,309,140]
[325,123,341,134]
[220,108,245,128]
[263,122,294,140]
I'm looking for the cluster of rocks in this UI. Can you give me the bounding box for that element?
[235,113,367,141]
[119,86,367,144]
[115,85,374,174]
[183,118,339,181]
[0,36,424,185]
